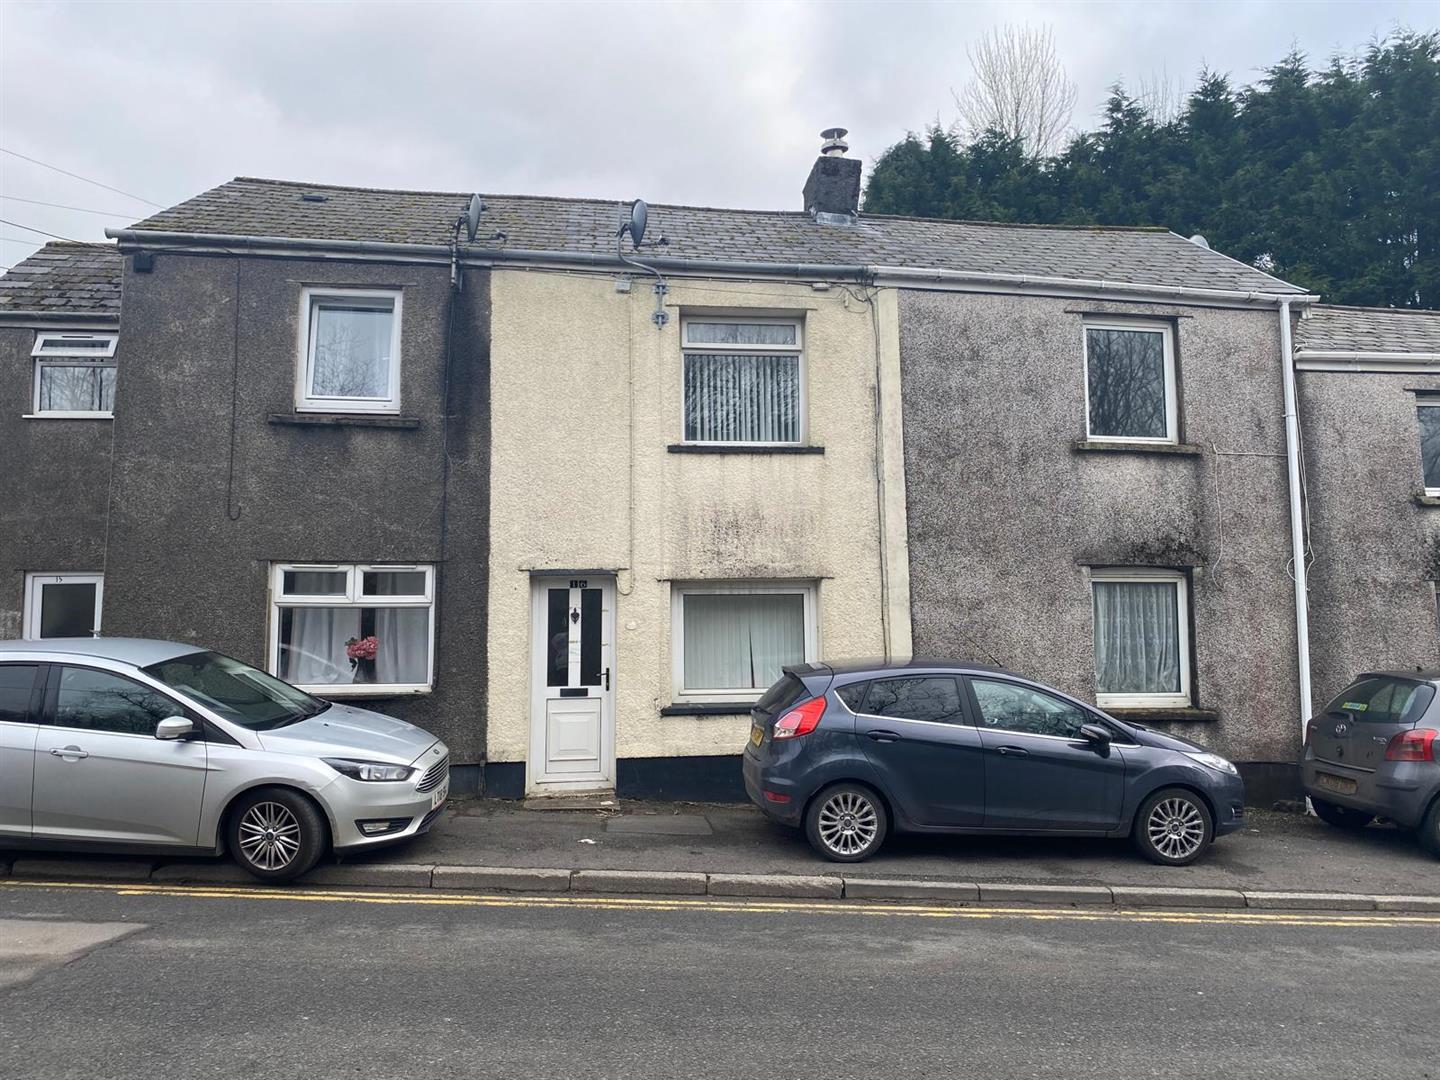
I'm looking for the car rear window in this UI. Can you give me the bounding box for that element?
[1325,676,1435,724]
[755,673,808,715]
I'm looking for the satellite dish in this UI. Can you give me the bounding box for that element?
[629,199,648,248]
[1189,233,1210,249]
[464,195,484,243]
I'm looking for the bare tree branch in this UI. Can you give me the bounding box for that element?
[952,24,1078,157]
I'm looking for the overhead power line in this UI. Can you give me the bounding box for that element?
[0,147,164,208]
[0,217,89,244]
[0,194,140,218]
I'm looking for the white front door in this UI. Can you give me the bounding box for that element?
[529,576,615,792]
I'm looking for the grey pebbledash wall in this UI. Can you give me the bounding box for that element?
[1298,369,1440,708]
[0,324,115,640]
[98,251,490,772]
[897,288,1303,774]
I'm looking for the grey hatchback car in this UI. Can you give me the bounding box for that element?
[1301,671,1440,856]
[0,638,450,881]
[743,660,1246,864]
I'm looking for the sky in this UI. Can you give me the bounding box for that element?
[0,0,1433,269]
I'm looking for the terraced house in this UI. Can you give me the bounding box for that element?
[8,134,1432,802]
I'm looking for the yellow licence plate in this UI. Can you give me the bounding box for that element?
[749,725,764,747]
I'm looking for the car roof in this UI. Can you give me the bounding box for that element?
[0,637,203,667]
[789,657,1015,678]
[1353,670,1440,685]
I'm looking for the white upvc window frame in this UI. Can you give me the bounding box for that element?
[1082,318,1178,446]
[670,580,818,703]
[23,572,104,640]
[1417,399,1440,497]
[28,332,119,419]
[1090,567,1192,709]
[679,316,806,447]
[268,562,435,696]
[295,287,403,414]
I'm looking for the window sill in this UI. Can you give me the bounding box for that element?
[1414,493,1440,508]
[667,444,824,455]
[22,413,113,421]
[269,413,422,430]
[309,686,433,699]
[1073,439,1202,457]
[1105,707,1218,724]
[660,702,757,716]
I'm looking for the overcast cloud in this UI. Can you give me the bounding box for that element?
[0,0,1433,268]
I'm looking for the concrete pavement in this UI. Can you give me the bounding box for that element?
[4,799,1440,910]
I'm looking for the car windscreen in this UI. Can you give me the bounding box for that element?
[143,650,328,731]
[1324,676,1435,725]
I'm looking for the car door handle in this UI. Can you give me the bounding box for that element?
[995,746,1029,757]
[49,746,89,760]
[865,729,902,743]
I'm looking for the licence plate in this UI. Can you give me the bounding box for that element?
[749,724,764,747]
[430,779,449,809]
[1316,772,1357,796]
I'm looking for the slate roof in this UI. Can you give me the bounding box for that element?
[1295,304,1440,355]
[0,241,123,318]
[121,176,1307,297]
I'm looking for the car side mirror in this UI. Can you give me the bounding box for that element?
[1079,723,1112,746]
[155,717,195,741]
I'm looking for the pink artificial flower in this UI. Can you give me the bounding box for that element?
[345,635,380,662]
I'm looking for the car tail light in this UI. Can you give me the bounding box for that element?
[772,696,826,740]
[1385,728,1437,762]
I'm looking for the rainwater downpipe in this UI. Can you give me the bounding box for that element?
[1279,297,1313,739]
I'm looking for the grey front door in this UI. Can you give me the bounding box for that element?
[966,676,1125,831]
[31,665,208,846]
[0,663,43,839]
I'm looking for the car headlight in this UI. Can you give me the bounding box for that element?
[323,758,415,782]
[1185,751,1238,776]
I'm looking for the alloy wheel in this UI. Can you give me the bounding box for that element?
[816,790,879,857]
[1146,796,1206,861]
[237,801,303,871]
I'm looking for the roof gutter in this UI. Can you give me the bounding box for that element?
[105,228,1320,308]
[1295,350,1440,372]
[0,311,120,326]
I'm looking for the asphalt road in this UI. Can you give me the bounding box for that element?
[0,881,1435,1080]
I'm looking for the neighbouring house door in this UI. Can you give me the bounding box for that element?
[529,577,615,792]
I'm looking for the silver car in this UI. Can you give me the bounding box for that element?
[0,638,449,881]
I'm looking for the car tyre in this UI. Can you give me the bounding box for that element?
[227,787,329,883]
[1310,796,1373,831]
[1418,799,1440,859]
[1132,787,1213,866]
[804,783,888,862]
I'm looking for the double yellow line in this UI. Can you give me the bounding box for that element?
[4,878,1437,929]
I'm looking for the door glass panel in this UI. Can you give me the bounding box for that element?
[54,667,181,736]
[39,583,97,638]
[0,665,39,724]
[971,679,1091,739]
[580,589,602,687]
[546,588,569,687]
[864,677,963,723]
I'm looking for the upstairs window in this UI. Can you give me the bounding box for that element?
[682,318,803,444]
[1091,568,1191,709]
[30,332,118,417]
[1084,321,1177,444]
[297,288,402,413]
[1417,403,1440,495]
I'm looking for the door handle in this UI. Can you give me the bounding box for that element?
[49,746,89,760]
[865,729,902,743]
[603,667,610,691]
[995,746,1029,757]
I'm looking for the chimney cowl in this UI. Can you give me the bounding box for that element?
[804,127,861,224]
